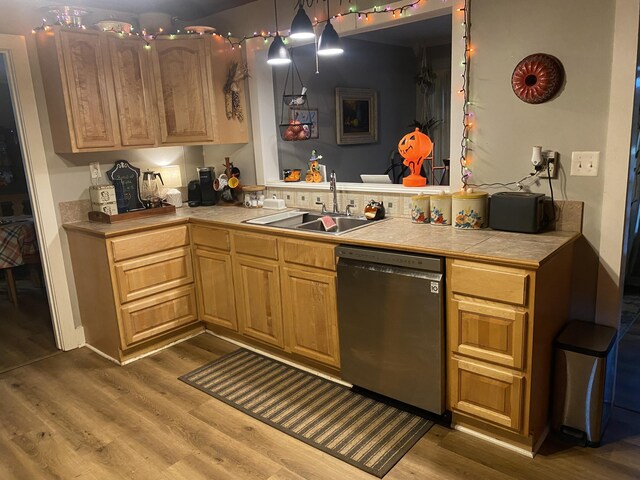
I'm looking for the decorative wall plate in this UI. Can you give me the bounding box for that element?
[511,53,564,104]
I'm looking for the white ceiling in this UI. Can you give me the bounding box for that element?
[39,0,259,21]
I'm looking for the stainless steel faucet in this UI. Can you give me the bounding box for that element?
[329,170,339,214]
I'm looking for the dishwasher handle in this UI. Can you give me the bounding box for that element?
[337,257,443,283]
[336,245,443,273]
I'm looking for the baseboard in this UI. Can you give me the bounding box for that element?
[454,425,536,458]
[75,325,86,346]
[83,330,204,366]
[205,330,352,388]
[83,343,122,365]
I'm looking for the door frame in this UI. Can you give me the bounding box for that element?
[0,34,79,350]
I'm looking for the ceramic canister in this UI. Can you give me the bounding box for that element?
[430,192,452,226]
[452,190,488,229]
[410,194,430,223]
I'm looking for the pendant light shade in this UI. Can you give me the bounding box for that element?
[290,5,315,40]
[267,0,290,65]
[317,20,343,56]
[267,34,291,65]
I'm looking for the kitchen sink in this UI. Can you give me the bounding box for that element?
[296,216,369,233]
[243,210,380,235]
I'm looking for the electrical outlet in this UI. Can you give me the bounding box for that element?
[570,151,599,176]
[539,151,558,179]
[89,162,101,179]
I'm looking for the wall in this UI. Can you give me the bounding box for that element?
[0,1,210,329]
[1,0,637,332]
[469,0,618,321]
[273,38,416,182]
[207,0,640,325]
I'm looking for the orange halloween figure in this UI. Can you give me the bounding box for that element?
[398,128,433,187]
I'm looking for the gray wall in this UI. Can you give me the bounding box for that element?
[273,38,416,182]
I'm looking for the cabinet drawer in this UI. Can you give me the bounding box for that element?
[450,357,525,431]
[233,231,278,260]
[451,300,527,369]
[191,225,230,252]
[450,262,529,306]
[279,239,336,271]
[120,285,197,347]
[114,247,194,304]
[110,225,189,262]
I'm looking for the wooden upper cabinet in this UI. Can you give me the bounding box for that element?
[152,37,216,145]
[37,28,120,152]
[107,36,158,147]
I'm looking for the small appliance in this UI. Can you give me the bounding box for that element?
[489,192,546,233]
[187,180,201,207]
[198,167,216,206]
[141,170,164,208]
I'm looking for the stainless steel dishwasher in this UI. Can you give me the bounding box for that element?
[336,245,444,414]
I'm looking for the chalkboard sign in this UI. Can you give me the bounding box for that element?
[106,160,145,212]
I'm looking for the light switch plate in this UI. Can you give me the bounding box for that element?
[570,151,599,176]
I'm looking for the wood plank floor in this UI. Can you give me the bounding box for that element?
[0,277,58,373]
[1,333,640,480]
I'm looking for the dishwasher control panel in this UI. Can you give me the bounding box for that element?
[336,245,443,272]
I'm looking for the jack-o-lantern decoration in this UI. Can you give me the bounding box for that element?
[398,128,433,187]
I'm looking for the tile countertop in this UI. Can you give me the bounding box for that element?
[62,205,580,269]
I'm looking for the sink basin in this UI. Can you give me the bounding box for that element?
[245,211,323,228]
[296,216,369,234]
[243,210,380,235]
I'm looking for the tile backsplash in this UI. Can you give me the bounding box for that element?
[266,187,584,233]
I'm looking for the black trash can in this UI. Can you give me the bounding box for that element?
[552,320,617,446]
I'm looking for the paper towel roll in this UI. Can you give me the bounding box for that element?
[165,188,183,208]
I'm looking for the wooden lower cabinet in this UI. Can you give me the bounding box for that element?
[114,247,194,303]
[194,248,238,331]
[450,356,525,431]
[66,224,201,363]
[233,255,285,348]
[120,286,197,347]
[281,267,340,368]
[446,248,573,452]
[450,299,527,369]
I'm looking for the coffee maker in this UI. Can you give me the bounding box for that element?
[198,167,217,206]
[187,180,201,207]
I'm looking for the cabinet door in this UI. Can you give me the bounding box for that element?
[152,37,216,144]
[233,255,284,348]
[107,36,158,146]
[450,300,527,369]
[450,357,525,431]
[282,267,340,367]
[59,30,119,149]
[195,248,237,331]
[119,285,198,348]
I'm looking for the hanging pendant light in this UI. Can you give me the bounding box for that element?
[267,0,291,65]
[318,0,343,56]
[289,2,315,40]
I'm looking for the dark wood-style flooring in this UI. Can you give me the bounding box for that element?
[1,333,640,479]
[0,276,58,373]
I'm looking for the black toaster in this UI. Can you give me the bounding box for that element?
[489,192,546,233]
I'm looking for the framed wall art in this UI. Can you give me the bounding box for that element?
[335,87,378,145]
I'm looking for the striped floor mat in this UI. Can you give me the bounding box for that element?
[179,348,434,477]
